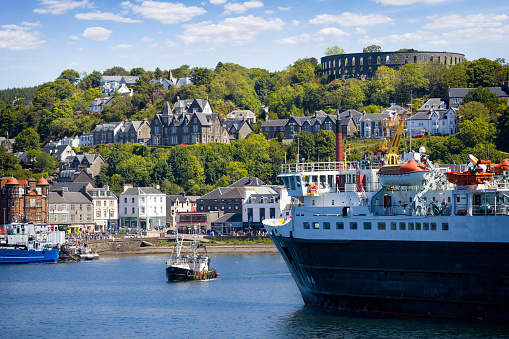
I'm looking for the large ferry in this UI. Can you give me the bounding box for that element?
[263,114,509,321]
[0,223,64,264]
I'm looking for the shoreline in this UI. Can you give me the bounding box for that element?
[99,243,279,256]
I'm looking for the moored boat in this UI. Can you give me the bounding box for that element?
[0,223,64,264]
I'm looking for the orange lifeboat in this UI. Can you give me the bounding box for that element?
[494,159,509,175]
[445,172,493,185]
[378,159,430,186]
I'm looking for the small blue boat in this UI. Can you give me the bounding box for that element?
[0,223,61,264]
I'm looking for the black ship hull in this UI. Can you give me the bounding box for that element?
[270,235,509,321]
[166,266,218,282]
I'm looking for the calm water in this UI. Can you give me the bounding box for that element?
[0,254,508,338]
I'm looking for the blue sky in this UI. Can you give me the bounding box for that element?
[1,0,508,89]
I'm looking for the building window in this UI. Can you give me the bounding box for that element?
[303,222,310,229]
[132,207,135,214]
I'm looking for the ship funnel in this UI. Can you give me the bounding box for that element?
[336,112,343,167]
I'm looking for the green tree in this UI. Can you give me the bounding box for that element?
[78,70,102,90]
[367,66,396,106]
[191,67,214,87]
[58,69,81,85]
[457,101,491,123]
[496,105,509,151]
[395,64,429,102]
[467,58,505,87]
[14,128,40,152]
[463,87,498,106]
[363,45,382,53]
[130,67,145,76]
[33,151,59,174]
[103,66,128,76]
[315,130,336,161]
[456,118,495,148]
[289,131,315,162]
[325,45,345,56]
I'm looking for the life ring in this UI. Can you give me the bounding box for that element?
[186,271,192,278]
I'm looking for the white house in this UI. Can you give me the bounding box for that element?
[60,136,80,148]
[79,133,94,147]
[242,186,290,229]
[118,184,166,230]
[82,186,118,232]
[408,99,458,136]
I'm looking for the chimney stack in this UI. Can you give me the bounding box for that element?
[336,112,343,169]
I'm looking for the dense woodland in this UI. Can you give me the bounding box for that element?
[0,52,508,195]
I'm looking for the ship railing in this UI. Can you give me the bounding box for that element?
[281,161,382,174]
[471,204,508,216]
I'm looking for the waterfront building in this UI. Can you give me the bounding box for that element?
[166,194,197,229]
[0,177,50,226]
[118,184,166,230]
[48,189,94,233]
[82,186,118,232]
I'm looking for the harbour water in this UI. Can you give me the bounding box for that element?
[0,254,508,338]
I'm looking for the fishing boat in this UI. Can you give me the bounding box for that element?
[263,114,509,321]
[165,235,218,281]
[0,223,64,264]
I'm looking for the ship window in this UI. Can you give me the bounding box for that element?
[378,222,386,230]
[282,177,290,189]
[442,222,449,231]
[311,175,318,185]
[423,222,429,230]
[323,222,330,229]
[320,176,326,188]
[399,222,406,230]
[328,175,333,187]
[296,176,301,188]
[313,222,320,229]
[331,200,334,205]
[312,200,315,206]
[336,222,344,230]
[290,177,296,190]
[408,222,414,230]
[415,222,421,230]
[391,222,397,230]
[303,222,310,229]
[431,222,437,230]
[363,222,372,230]
[350,222,357,230]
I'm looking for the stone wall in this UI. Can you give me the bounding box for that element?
[321,51,465,79]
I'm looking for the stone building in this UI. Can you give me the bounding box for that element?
[150,99,230,146]
[0,177,50,225]
[322,51,465,79]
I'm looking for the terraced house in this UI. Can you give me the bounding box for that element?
[150,98,230,146]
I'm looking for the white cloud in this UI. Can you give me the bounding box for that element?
[440,26,509,44]
[165,39,176,47]
[121,1,206,24]
[292,20,300,26]
[273,33,310,45]
[34,0,93,15]
[278,6,290,11]
[423,14,508,30]
[111,44,133,50]
[0,22,45,50]
[265,10,274,14]
[374,0,449,5]
[313,27,350,41]
[310,13,393,27]
[75,11,143,23]
[210,0,227,4]
[141,36,154,43]
[178,15,284,45]
[82,27,113,41]
[358,30,437,44]
[355,27,367,34]
[69,35,81,40]
[224,1,264,14]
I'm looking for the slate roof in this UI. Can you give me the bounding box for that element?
[50,182,92,192]
[211,213,242,224]
[122,187,165,195]
[227,110,255,120]
[449,87,509,98]
[261,119,289,127]
[230,177,265,187]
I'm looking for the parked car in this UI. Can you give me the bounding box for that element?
[412,134,425,138]
[166,230,177,235]
[206,229,222,236]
